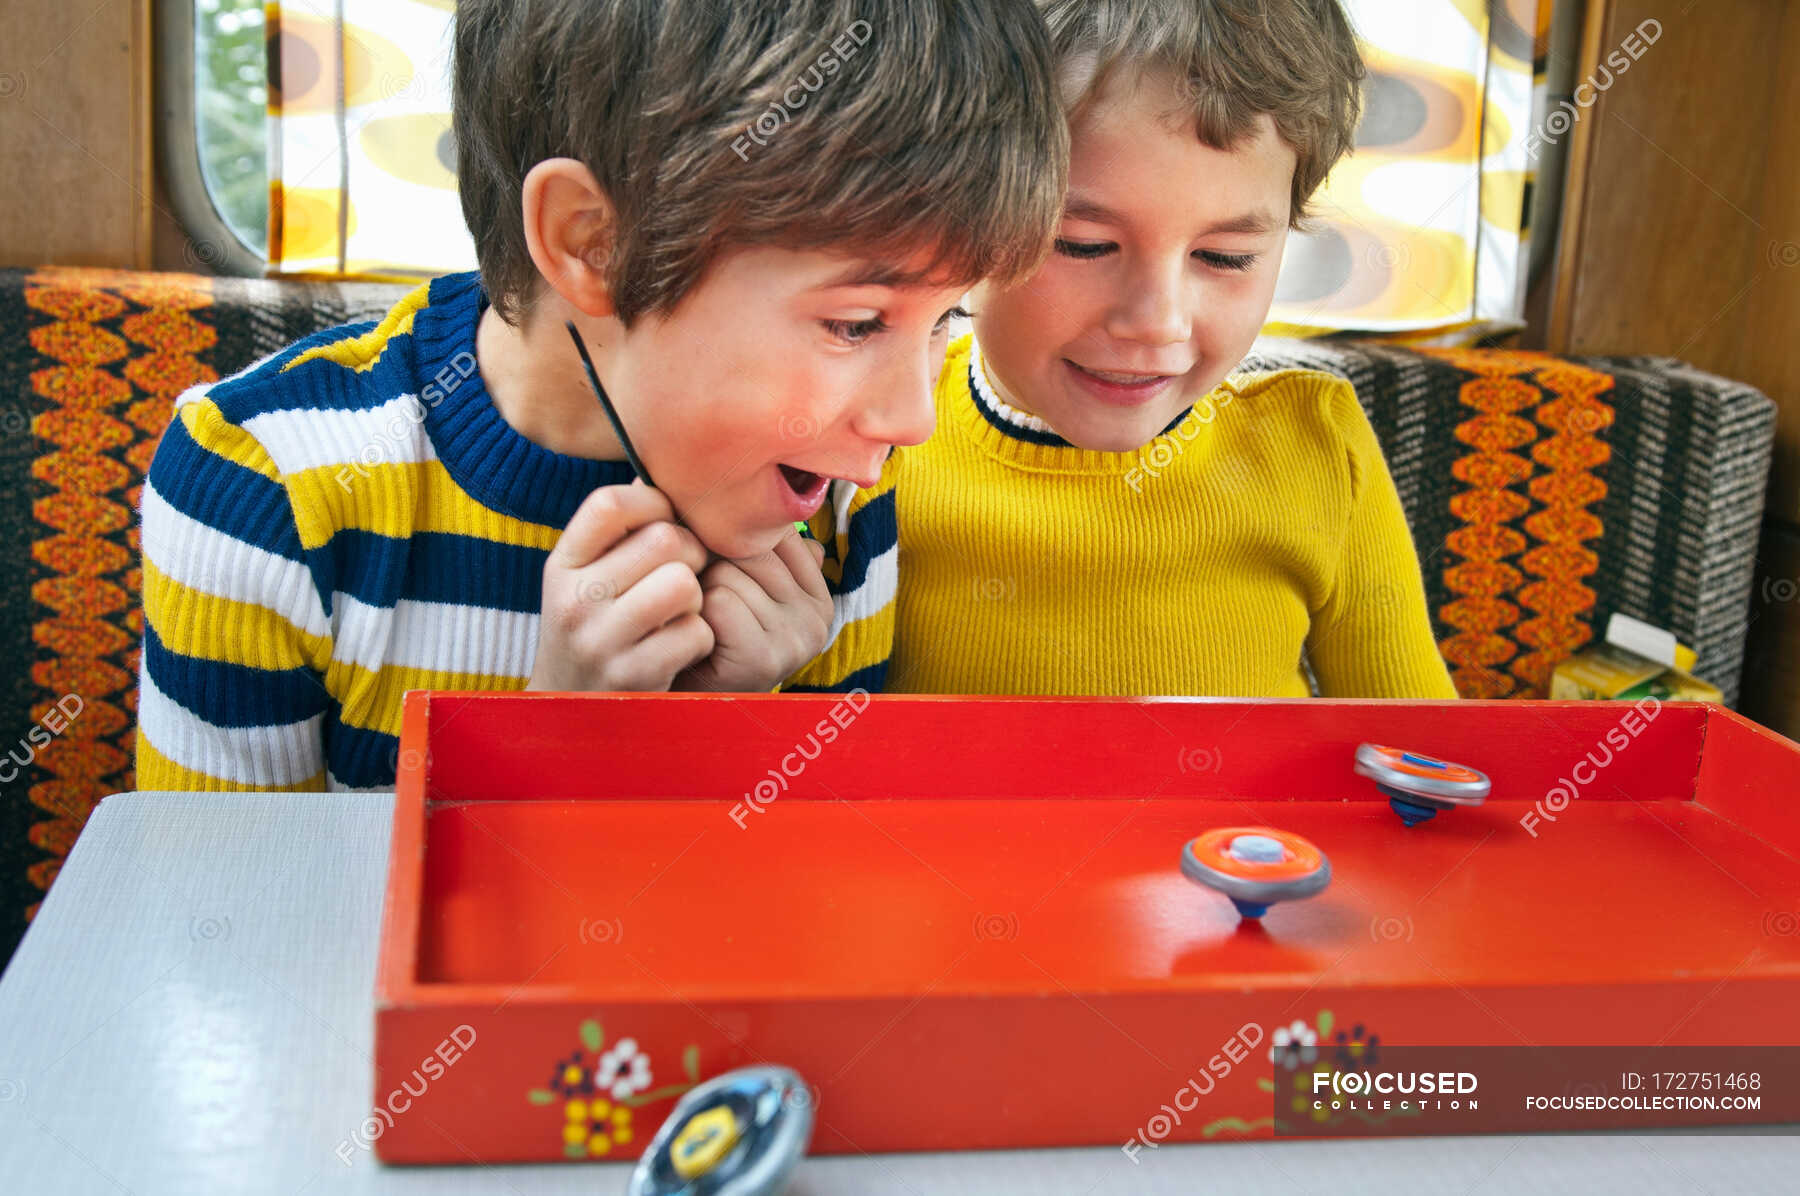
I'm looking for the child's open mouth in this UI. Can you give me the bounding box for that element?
[776,464,832,519]
[1065,359,1178,407]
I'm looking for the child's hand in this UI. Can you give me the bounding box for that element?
[672,529,834,693]
[528,484,715,692]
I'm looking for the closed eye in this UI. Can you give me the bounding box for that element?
[1196,250,1258,272]
[1055,239,1115,260]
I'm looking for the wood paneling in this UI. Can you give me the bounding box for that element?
[1543,0,1800,521]
[1537,0,1800,736]
[1745,3,1800,525]
[0,1,153,269]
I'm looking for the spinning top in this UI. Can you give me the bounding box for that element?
[1181,827,1331,919]
[627,1066,812,1196]
[1354,743,1490,827]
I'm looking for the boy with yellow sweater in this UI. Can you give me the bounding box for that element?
[790,0,1457,699]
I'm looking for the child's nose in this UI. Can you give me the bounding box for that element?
[854,342,937,449]
[1109,259,1190,348]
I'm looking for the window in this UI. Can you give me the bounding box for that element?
[194,0,269,259]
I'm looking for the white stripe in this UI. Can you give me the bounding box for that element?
[330,595,538,678]
[826,540,898,649]
[137,664,326,788]
[969,338,1058,435]
[243,393,439,476]
[139,478,330,640]
[830,478,860,540]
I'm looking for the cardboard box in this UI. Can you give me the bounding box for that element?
[1551,613,1723,703]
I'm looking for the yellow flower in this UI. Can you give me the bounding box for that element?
[611,1106,632,1127]
[563,1122,586,1146]
[587,1134,613,1156]
[566,1100,587,1122]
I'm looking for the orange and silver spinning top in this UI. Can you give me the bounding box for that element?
[1181,827,1331,919]
[1354,743,1491,827]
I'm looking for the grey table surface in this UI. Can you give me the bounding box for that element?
[1,792,1795,1196]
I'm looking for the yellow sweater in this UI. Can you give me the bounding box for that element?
[787,335,1456,698]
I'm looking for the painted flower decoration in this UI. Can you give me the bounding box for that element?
[563,1096,635,1157]
[548,1049,593,1099]
[1268,1019,1318,1070]
[598,1037,654,1100]
[529,1017,703,1158]
[1331,1022,1379,1071]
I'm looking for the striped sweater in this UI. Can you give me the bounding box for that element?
[136,272,635,791]
[786,334,1457,698]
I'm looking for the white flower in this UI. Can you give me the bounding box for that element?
[597,1037,653,1100]
[1268,1019,1319,1067]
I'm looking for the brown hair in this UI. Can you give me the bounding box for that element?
[454,0,1071,326]
[1038,0,1365,226]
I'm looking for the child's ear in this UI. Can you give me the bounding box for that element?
[521,158,619,319]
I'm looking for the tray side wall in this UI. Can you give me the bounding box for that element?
[371,975,1800,1164]
[414,695,1710,807]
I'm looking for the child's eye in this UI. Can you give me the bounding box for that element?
[823,316,890,345]
[1196,250,1259,272]
[1055,239,1115,260]
[932,306,970,332]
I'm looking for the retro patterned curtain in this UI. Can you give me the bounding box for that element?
[265,0,1548,340]
[266,0,469,280]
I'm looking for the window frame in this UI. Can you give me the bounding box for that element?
[156,0,267,277]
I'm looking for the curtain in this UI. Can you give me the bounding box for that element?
[264,0,1548,341]
[1267,0,1549,341]
[267,0,471,280]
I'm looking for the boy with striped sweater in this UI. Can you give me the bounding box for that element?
[135,0,1069,790]
[790,0,1458,699]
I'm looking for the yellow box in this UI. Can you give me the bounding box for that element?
[1550,642,1722,703]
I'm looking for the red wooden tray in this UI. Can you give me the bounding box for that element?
[372,693,1800,1164]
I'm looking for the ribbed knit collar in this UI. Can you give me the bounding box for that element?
[409,272,636,529]
[958,337,1213,475]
